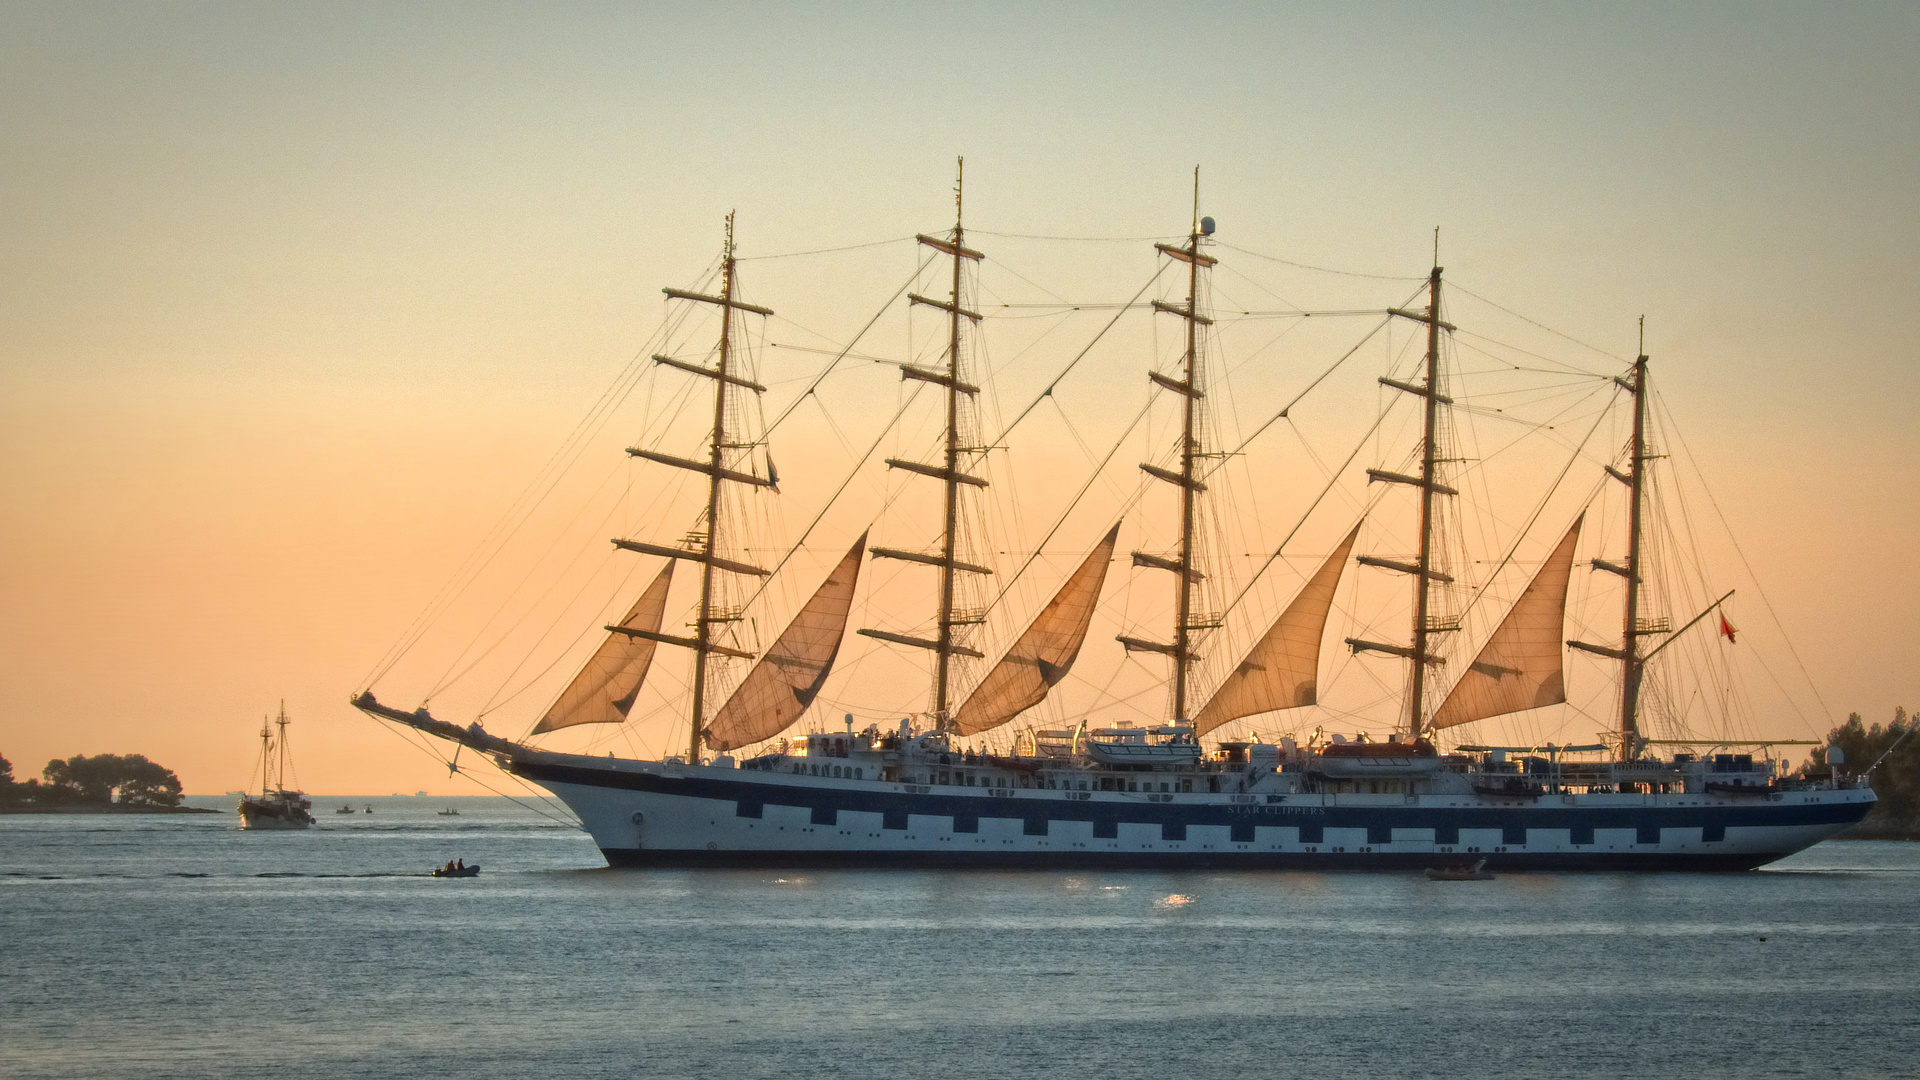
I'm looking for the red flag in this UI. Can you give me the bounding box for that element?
[1719,614,1737,643]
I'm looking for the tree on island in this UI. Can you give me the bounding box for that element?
[27,753,185,808]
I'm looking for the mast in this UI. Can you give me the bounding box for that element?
[860,158,989,728]
[687,216,738,763]
[1407,262,1444,738]
[1570,328,1653,761]
[1171,177,1203,724]
[1619,346,1650,760]
[274,700,290,793]
[935,161,966,718]
[1347,235,1457,739]
[612,214,775,763]
[1118,168,1216,723]
[259,714,273,796]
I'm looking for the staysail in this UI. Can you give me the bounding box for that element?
[951,524,1121,736]
[531,562,675,734]
[1430,516,1583,730]
[704,533,868,752]
[1193,524,1361,735]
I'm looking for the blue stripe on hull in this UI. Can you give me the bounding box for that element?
[597,848,1790,872]
[514,758,1872,837]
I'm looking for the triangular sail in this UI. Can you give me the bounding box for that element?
[1430,516,1583,730]
[952,524,1121,737]
[1193,524,1361,735]
[531,562,674,734]
[705,533,868,752]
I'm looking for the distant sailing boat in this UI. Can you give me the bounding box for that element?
[353,169,1873,870]
[237,702,315,831]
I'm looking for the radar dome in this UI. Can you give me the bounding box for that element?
[1200,216,1216,236]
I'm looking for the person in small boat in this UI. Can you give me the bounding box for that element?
[455,858,465,870]
[444,860,456,873]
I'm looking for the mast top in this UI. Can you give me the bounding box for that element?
[1191,165,1200,235]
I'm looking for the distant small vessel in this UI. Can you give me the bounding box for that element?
[1426,859,1493,881]
[335,804,355,814]
[437,808,460,816]
[237,702,315,831]
[364,804,373,814]
[431,860,479,877]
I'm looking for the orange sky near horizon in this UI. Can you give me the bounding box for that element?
[3,4,1916,795]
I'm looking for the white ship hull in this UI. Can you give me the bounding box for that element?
[512,751,1874,871]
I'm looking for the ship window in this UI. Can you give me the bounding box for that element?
[854,768,863,780]
[1179,779,1192,793]
[940,771,951,785]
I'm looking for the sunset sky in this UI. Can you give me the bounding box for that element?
[3,3,1915,795]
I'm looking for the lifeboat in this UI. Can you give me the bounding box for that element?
[1078,723,1202,766]
[1312,737,1443,777]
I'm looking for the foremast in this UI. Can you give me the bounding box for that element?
[613,213,775,763]
[1347,244,1457,740]
[1118,169,1216,723]
[859,158,990,727]
[1570,331,1654,762]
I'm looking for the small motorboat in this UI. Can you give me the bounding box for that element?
[1425,858,1493,881]
[335,804,355,814]
[437,808,460,816]
[431,861,479,878]
[364,805,373,814]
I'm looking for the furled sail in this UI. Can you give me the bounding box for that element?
[953,523,1121,737]
[531,562,675,734]
[704,533,868,751]
[1430,516,1583,730]
[1193,523,1361,735]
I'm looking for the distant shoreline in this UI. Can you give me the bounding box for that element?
[0,804,222,815]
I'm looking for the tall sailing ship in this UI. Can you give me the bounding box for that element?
[238,702,315,830]
[354,169,1872,869]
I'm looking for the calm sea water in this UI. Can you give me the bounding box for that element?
[3,796,1916,1079]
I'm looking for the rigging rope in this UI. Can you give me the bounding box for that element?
[762,254,935,437]
[1213,241,1426,282]
[737,235,913,261]
[1658,391,1838,729]
[983,391,1161,615]
[992,264,1170,442]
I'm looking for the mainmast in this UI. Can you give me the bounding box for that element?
[1347,239,1457,740]
[1118,169,1215,723]
[1571,328,1653,761]
[274,701,290,793]
[859,159,990,727]
[613,213,775,763]
[258,714,273,795]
